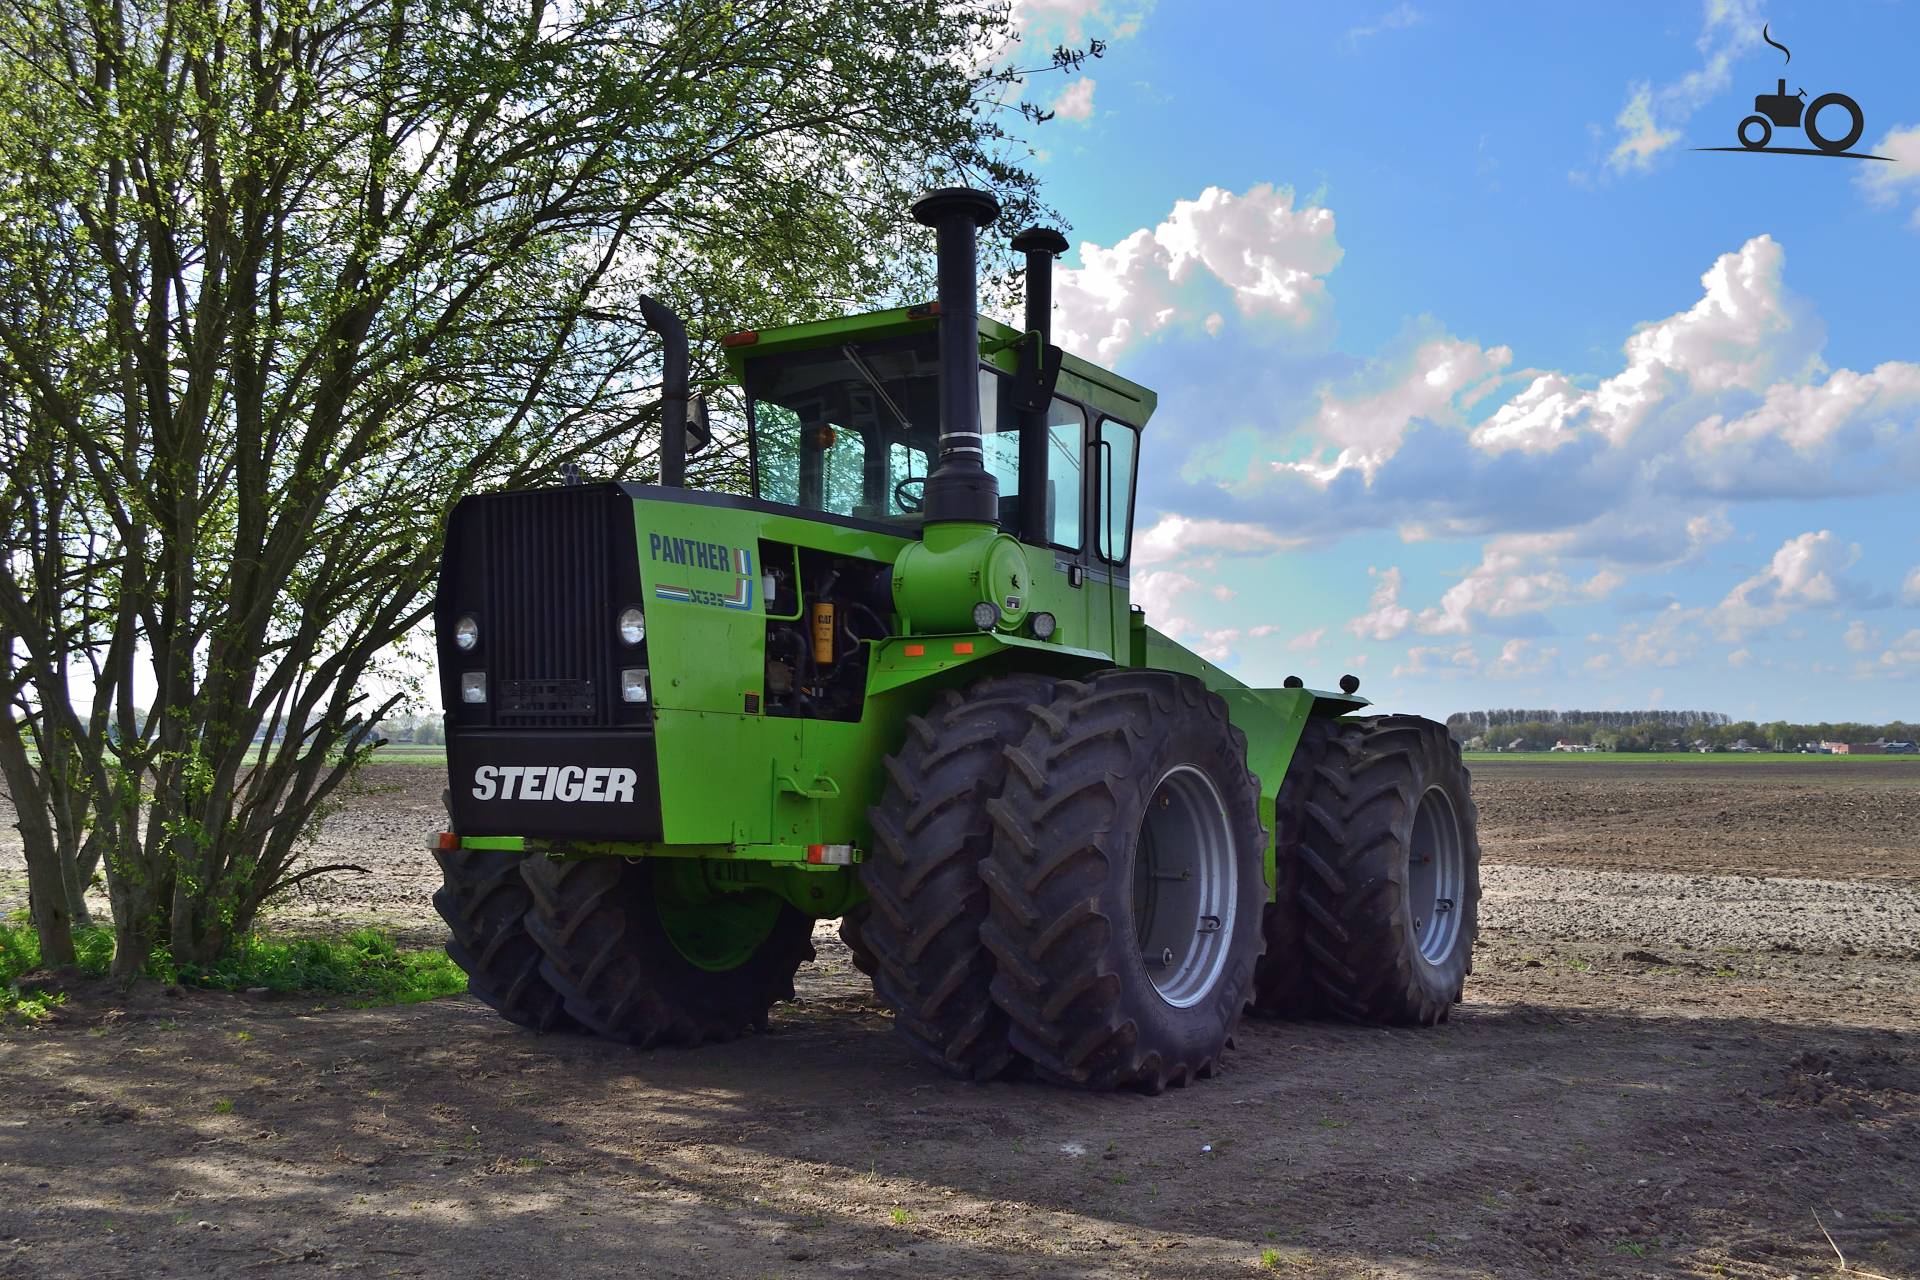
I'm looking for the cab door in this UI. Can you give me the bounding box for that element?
[1035,397,1097,651]
[1091,416,1139,661]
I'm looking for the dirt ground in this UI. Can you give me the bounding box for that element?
[3,759,1918,1279]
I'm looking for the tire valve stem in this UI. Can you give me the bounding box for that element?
[1149,947,1174,969]
[1197,915,1222,934]
[1436,898,1454,912]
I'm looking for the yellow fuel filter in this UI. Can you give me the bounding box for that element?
[811,602,835,667]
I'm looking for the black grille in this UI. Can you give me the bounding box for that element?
[482,488,612,727]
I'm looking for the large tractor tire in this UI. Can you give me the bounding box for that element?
[432,848,574,1032]
[521,855,813,1047]
[1246,717,1336,1020]
[861,673,1061,1080]
[982,670,1266,1092]
[1295,716,1480,1024]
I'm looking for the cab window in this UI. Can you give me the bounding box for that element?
[1097,418,1137,563]
[1045,398,1085,550]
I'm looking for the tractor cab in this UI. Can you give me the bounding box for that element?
[720,305,1154,580]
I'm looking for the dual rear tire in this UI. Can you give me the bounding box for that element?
[862,669,1268,1091]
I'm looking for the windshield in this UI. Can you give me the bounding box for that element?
[746,334,1016,527]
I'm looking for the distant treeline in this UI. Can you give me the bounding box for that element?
[1446,709,1918,752]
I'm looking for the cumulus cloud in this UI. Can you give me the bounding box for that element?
[1348,567,1413,641]
[1285,626,1326,650]
[1843,620,1880,653]
[1856,123,1920,227]
[1605,1,1763,174]
[1132,513,1302,565]
[1707,531,1874,641]
[1053,183,1341,361]
[1050,76,1097,121]
[1904,567,1920,606]
[1280,337,1511,484]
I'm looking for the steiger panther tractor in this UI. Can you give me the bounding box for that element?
[430,188,1482,1092]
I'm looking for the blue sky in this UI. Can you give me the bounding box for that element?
[1008,0,1920,723]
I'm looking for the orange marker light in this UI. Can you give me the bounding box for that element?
[435,832,459,850]
[953,642,974,655]
[720,330,759,348]
[903,643,926,657]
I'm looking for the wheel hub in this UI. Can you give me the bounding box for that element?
[1131,765,1237,1008]
[1408,786,1465,966]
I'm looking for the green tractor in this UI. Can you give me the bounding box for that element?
[430,188,1481,1091]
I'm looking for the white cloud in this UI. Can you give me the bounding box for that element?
[1904,567,1920,606]
[1856,123,1920,225]
[1133,569,1202,639]
[1843,620,1880,653]
[1133,513,1301,565]
[1413,534,1622,637]
[1475,236,1816,456]
[1348,566,1413,641]
[1709,530,1865,640]
[1605,1,1763,174]
[1050,77,1096,122]
[1347,3,1420,44]
[1281,337,1511,484]
[1391,643,1480,678]
[1863,629,1920,677]
[1010,0,1149,43]
[1727,648,1753,668]
[1486,638,1557,677]
[1609,84,1679,173]
[1053,183,1341,361]
[1285,626,1326,650]
[1195,628,1240,662]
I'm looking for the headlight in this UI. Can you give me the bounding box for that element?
[971,600,1001,631]
[1030,611,1057,641]
[620,668,650,704]
[618,606,646,646]
[454,615,479,651]
[460,672,487,704]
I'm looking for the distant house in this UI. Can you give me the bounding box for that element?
[1825,741,1884,755]
[1886,741,1918,755]
[1729,739,1761,753]
[1506,737,1527,752]
[1550,740,1596,753]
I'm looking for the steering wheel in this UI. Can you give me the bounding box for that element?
[893,475,926,513]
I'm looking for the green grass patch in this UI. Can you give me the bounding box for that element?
[1,921,462,1020]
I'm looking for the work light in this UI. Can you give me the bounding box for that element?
[618,606,646,646]
[454,615,479,651]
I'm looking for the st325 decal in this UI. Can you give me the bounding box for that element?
[647,532,754,611]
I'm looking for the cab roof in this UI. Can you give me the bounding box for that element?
[719,303,1157,429]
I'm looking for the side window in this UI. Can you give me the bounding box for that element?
[1045,398,1085,550]
[1097,418,1137,563]
[979,368,1020,510]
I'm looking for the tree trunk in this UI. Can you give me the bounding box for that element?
[0,732,78,968]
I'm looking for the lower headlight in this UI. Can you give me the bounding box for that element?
[620,668,650,704]
[971,600,1001,631]
[454,615,479,651]
[1030,611,1057,641]
[460,672,487,704]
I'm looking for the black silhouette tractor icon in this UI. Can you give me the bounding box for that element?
[1740,79,1864,152]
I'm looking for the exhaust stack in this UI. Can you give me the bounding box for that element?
[1011,225,1068,544]
[910,187,1001,526]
